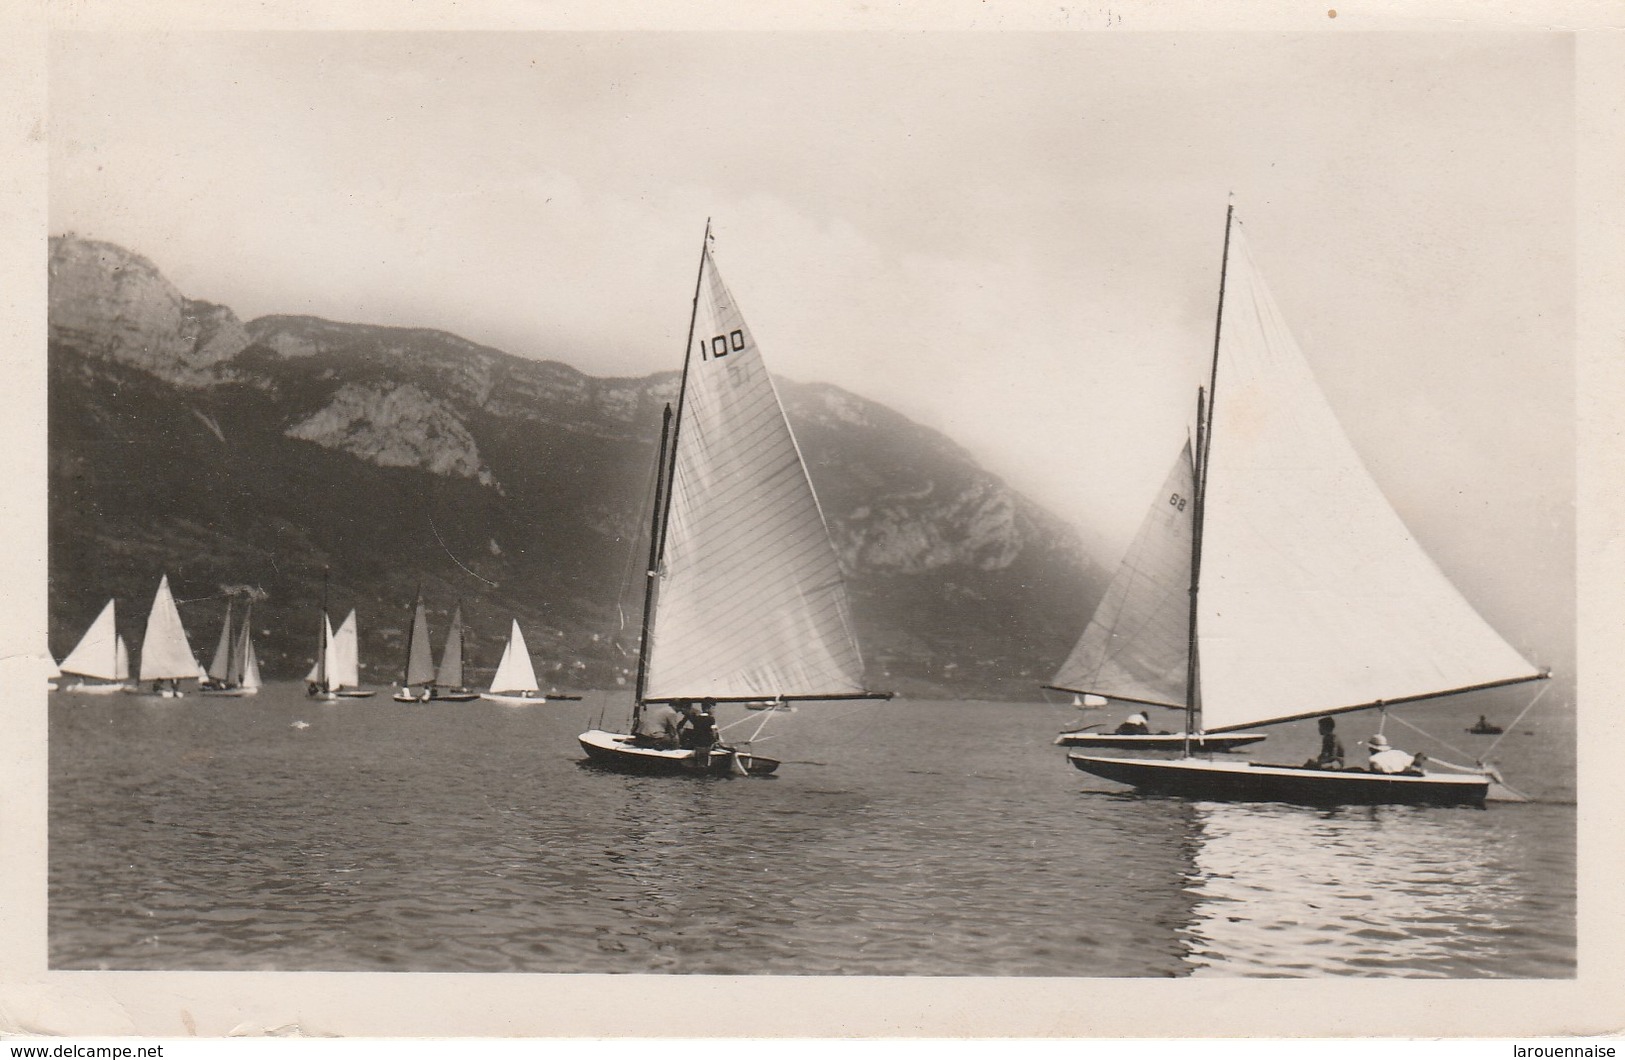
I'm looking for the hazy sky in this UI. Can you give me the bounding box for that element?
[49,31,1574,668]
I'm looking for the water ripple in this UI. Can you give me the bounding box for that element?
[50,689,1573,976]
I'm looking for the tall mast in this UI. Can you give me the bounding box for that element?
[1185,202,1235,755]
[234,595,251,686]
[632,221,711,724]
[318,567,330,691]
[401,583,420,688]
[1202,203,1234,475]
[632,404,674,724]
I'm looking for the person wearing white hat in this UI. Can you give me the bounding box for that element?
[1113,712,1152,735]
[1366,732,1418,775]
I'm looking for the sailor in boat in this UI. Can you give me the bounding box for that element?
[679,699,722,769]
[1365,733,1426,776]
[1302,716,1347,770]
[1113,712,1153,735]
[632,699,686,750]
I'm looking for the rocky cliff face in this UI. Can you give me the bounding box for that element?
[48,234,1106,697]
[286,382,500,487]
[48,236,251,386]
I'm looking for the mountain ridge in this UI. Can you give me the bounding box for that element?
[48,233,1106,699]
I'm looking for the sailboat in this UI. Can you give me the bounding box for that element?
[134,574,200,697]
[392,593,440,702]
[480,619,581,704]
[1065,207,1548,807]
[56,599,132,694]
[578,225,890,776]
[308,607,376,699]
[200,597,261,696]
[428,604,480,701]
[1046,439,1267,753]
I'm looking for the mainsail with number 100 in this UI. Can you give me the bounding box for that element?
[579,226,889,775]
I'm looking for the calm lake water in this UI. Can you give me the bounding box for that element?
[49,685,1575,977]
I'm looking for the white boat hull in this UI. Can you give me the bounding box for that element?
[1054,730,1267,752]
[480,692,557,706]
[393,689,480,703]
[577,728,779,776]
[58,681,133,695]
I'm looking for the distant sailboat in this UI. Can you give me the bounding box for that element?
[480,620,581,705]
[393,593,440,702]
[1046,439,1266,753]
[309,606,376,699]
[201,597,260,697]
[579,226,890,775]
[135,574,199,697]
[57,599,132,694]
[1065,208,1548,807]
[328,610,373,697]
[430,604,480,701]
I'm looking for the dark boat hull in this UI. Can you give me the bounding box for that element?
[1054,731,1267,752]
[578,729,780,776]
[391,689,480,703]
[1068,754,1489,807]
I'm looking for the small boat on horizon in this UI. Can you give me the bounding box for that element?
[56,599,133,694]
[430,604,480,701]
[132,574,201,698]
[308,607,377,699]
[479,619,581,705]
[392,595,477,702]
[200,595,261,697]
[743,700,797,713]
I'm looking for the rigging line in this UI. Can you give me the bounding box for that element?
[615,421,667,634]
[1483,680,1552,758]
[176,586,268,605]
[1384,712,1482,766]
[427,513,498,587]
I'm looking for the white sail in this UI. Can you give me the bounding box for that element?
[1195,219,1540,732]
[59,599,122,680]
[489,619,539,694]
[139,574,199,681]
[1052,440,1196,709]
[116,636,129,681]
[306,614,335,684]
[243,639,262,691]
[331,610,362,689]
[229,602,253,687]
[436,606,466,688]
[642,242,868,702]
[403,599,436,688]
[208,600,234,682]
